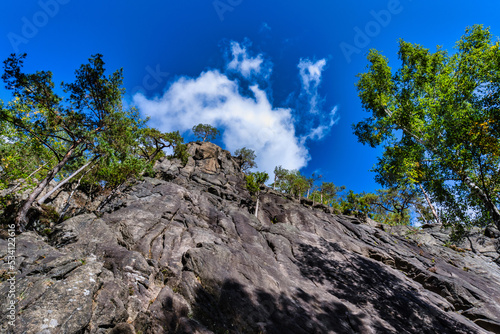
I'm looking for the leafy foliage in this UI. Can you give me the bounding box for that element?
[355,25,500,230]
[192,123,220,142]
[0,53,188,231]
[138,128,188,165]
[272,168,325,200]
[369,187,418,225]
[245,171,269,195]
[271,164,432,225]
[310,182,346,210]
[0,106,53,191]
[272,167,308,198]
[339,187,430,225]
[235,147,257,172]
[245,171,269,217]
[340,190,377,219]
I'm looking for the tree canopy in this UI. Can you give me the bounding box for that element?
[0,54,187,231]
[192,123,220,142]
[245,171,269,217]
[355,25,500,231]
[235,147,257,172]
[340,188,413,224]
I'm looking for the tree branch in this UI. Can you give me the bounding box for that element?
[37,155,100,205]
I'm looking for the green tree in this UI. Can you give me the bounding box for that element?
[340,190,377,219]
[137,128,188,165]
[412,191,438,225]
[355,25,500,231]
[272,166,288,190]
[0,54,148,231]
[370,187,417,225]
[311,182,345,209]
[305,173,322,199]
[289,172,309,199]
[271,167,311,199]
[235,147,257,172]
[192,123,220,142]
[0,105,53,193]
[245,171,269,217]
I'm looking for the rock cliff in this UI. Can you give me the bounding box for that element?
[1,142,500,333]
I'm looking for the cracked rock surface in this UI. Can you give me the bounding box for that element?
[1,142,500,333]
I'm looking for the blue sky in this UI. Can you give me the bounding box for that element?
[1,0,499,193]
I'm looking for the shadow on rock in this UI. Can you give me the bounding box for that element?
[296,239,477,334]
[188,278,366,334]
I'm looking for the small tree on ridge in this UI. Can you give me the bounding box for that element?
[235,147,257,172]
[192,123,220,142]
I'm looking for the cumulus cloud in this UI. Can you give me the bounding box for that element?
[133,42,337,178]
[226,41,266,79]
[133,70,309,177]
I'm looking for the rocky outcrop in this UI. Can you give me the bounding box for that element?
[1,141,500,333]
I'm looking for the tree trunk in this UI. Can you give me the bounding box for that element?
[37,156,98,205]
[463,176,500,230]
[15,141,80,232]
[418,183,441,224]
[58,162,96,222]
[254,193,260,218]
[414,205,428,225]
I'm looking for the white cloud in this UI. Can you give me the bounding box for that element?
[226,41,265,79]
[133,70,309,177]
[300,106,339,143]
[133,42,339,179]
[297,58,327,114]
[295,58,338,142]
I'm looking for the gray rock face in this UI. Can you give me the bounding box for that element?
[1,142,500,333]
